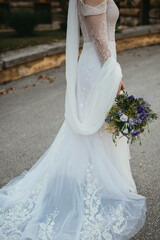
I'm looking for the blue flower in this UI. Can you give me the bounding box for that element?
[137,112,147,121]
[129,118,138,126]
[128,95,135,101]
[138,105,145,113]
[131,130,140,136]
[105,117,111,122]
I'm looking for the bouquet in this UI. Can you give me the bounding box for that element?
[105,91,158,145]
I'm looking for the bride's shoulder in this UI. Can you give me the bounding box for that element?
[79,0,108,16]
[79,0,108,7]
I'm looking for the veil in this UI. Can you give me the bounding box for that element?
[64,0,122,135]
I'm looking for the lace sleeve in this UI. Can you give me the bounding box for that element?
[80,0,111,65]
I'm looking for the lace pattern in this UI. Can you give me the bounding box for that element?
[0,123,66,240]
[80,0,111,64]
[0,180,43,239]
[0,158,145,240]
[80,162,127,240]
[37,209,59,240]
[78,0,119,64]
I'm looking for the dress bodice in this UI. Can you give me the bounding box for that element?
[78,0,119,43]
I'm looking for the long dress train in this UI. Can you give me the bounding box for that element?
[0,0,146,239]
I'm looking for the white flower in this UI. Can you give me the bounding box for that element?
[123,128,128,134]
[120,114,128,122]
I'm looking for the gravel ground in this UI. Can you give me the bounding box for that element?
[0,44,160,239]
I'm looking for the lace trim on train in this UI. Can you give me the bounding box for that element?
[0,180,43,239]
[36,162,128,240]
[37,209,59,240]
[0,161,128,239]
[0,123,65,240]
[80,162,127,240]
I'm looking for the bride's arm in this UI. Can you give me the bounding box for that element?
[80,0,125,96]
[80,0,111,64]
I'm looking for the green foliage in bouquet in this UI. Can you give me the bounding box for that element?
[105,91,158,145]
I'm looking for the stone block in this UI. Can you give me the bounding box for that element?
[51,2,60,7]
[149,9,160,19]
[51,13,64,21]
[1,42,66,69]
[120,8,140,17]
[116,24,160,39]
[120,16,140,26]
[10,8,34,14]
[52,21,61,30]
[150,18,160,24]
[51,8,63,14]
[116,33,160,52]
[120,0,141,8]
[9,2,34,8]
[150,0,160,8]
[0,52,66,84]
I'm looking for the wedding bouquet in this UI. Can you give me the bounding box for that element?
[105,91,158,145]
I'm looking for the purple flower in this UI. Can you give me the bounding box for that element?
[138,105,145,113]
[128,95,135,101]
[131,130,140,136]
[105,117,111,122]
[129,118,138,126]
[137,118,143,124]
[137,112,147,121]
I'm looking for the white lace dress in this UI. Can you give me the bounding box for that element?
[0,0,146,239]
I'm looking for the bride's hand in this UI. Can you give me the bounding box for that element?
[116,80,125,97]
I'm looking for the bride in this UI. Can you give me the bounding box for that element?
[0,0,146,239]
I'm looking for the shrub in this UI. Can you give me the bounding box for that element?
[9,10,38,37]
[36,10,52,24]
[60,22,67,31]
[0,9,9,25]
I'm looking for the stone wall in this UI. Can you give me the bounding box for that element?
[119,0,142,26]
[0,0,64,30]
[0,0,160,29]
[149,0,160,24]
[53,0,160,28]
[119,0,160,27]
[51,1,64,30]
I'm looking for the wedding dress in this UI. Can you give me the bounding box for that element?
[0,0,146,239]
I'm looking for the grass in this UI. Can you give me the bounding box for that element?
[0,29,66,53]
[0,26,122,53]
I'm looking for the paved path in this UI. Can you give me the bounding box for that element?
[0,44,160,239]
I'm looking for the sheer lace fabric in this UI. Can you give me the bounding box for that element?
[78,0,119,64]
[0,122,146,240]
